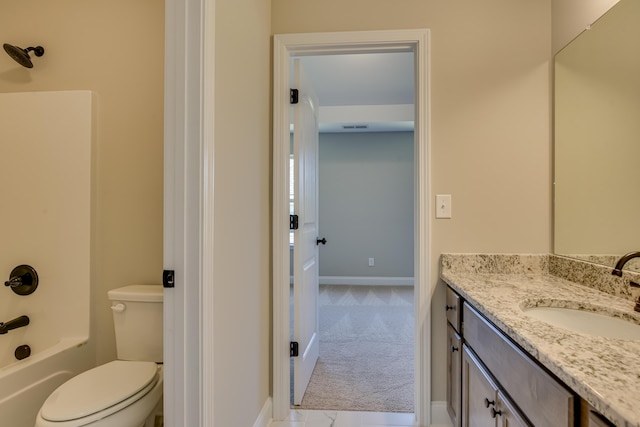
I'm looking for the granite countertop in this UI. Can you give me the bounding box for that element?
[440,254,640,427]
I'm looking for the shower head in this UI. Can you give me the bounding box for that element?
[3,43,45,68]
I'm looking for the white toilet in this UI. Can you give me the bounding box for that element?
[35,285,164,427]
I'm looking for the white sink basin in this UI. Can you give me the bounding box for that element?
[523,306,640,340]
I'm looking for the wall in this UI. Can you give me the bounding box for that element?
[273,0,552,403]
[318,132,414,279]
[0,91,92,360]
[552,0,620,53]
[0,0,164,366]
[213,0,272,425]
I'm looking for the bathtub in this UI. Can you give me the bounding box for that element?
[0,337,92,427]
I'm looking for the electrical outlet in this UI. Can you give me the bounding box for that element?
[368,258,375,267]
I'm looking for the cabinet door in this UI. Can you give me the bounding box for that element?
[446,286,461,332]
[496,391,531,427]
[462,345,498,427]
[447,324,462,427]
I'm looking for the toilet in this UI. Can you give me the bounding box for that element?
[35,285,164,427]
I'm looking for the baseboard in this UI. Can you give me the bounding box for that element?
[253,397,272,427]
[320,276,414,286]
[430,401,453,427]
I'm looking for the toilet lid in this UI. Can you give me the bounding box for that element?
[41,360,158,422]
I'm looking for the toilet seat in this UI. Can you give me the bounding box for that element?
[40,360,159,424]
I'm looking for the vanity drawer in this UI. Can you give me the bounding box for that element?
[463,303,574,427]
[445,286,461,332]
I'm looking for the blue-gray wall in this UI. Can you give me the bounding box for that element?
[318,131,414,278]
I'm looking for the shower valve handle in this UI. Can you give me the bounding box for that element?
[5,265,38,296]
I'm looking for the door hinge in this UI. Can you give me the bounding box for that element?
[162,270,175,288]
[290,341,299,357]
[290,214,299,230]
[290,89,299,104]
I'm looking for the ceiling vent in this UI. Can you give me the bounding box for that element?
[342,125,368,130]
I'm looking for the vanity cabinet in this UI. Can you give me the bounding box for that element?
[445,287,462,426]
[463,302,574,426]
[446,285,576,427]
[462,345,529,427]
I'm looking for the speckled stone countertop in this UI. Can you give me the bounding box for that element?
[440,254,640,427]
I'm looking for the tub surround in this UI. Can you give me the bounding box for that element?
[440,253,640,427]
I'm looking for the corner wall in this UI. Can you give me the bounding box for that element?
[273,0,552,403]
[214,0,272,425]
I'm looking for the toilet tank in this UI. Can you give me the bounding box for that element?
[108,285,163,362]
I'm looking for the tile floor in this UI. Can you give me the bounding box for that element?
[269,409,453,427]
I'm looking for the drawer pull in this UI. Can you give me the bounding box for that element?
[445,305,456,311]
[484,398,495,408]
[451,345,459,352]
[490,408,502,418]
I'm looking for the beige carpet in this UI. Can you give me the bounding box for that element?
[293,285,414,412]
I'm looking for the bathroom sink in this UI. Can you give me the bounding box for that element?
[522,306,640,340]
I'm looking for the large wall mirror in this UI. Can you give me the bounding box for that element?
[554,0,640,271]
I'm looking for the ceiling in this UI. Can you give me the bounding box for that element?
[295,52,415,133]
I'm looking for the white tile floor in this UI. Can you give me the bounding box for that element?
[268,409,453,427]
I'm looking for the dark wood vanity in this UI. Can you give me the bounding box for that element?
[446,286,615,427]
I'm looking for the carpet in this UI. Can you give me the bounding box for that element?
[293,285,414,413]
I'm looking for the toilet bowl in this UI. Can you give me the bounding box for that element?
[35,361,163,427]
[35,285,164,427]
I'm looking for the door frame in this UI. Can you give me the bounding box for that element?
[163,0,216,425]
[272,29,432,424]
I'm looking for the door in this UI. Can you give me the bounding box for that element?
[462,345,498,427]
[447,323,462,426]
[496,391,530,427]
[291,58,320,405]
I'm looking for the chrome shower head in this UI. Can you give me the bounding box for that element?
[3,43,45,68]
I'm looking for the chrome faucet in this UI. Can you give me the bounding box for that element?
[611,251,640,276]
[0,315,30,334]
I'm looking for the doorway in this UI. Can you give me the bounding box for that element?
[291,53,416,410]
[273,30,432,424]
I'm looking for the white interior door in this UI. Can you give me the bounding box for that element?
[292,58,320,406]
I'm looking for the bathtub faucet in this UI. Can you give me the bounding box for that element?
[0,315,30,334]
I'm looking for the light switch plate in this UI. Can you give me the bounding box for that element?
[436,194,452,219]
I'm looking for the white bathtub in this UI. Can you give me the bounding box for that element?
[0,337,91,427]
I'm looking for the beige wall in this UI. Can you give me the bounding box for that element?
[0,0,164,365]
[214,0,272,424]
[273,0,552,402]
[552,0,620,53]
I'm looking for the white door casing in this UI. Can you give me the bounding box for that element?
[291,58,321,405]
[272,29,432,425]
[164,0,216,425]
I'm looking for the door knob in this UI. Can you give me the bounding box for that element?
[316,237,327,245]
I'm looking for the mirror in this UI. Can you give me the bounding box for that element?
[554,0,640,271]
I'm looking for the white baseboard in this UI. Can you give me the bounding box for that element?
[289,276,414,286]
[253,397,272,427]
[320,276,414,286]
[430,401,453,427]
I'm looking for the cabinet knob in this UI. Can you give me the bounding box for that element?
[445,305,456,311]
[490,408,502,418]
[483,398,495,408]
[451,345,459,352]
